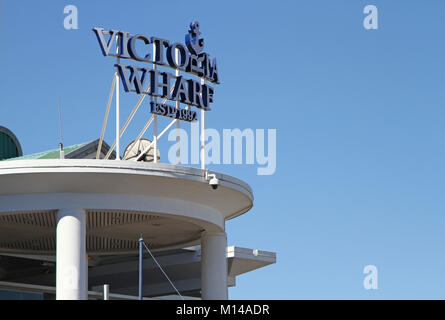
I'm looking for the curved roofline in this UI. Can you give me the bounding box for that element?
[0,159,254,220]
[0,126,23,157]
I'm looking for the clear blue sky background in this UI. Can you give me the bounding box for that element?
[1,0,445,299]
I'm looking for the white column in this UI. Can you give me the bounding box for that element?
[201,231,228,300]
[103,284,109,300]
[56,208,87,300]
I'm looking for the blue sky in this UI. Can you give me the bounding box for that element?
[1,0,445,299]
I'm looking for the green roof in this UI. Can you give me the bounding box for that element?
[0,126,22,160]
[4,143,85,161]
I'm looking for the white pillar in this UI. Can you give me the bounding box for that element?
[56,208,87,300]
[201,231,228,300]
[103,284,109,300]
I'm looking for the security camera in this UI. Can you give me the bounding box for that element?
[205,171,219,190]
[209,176,219,190]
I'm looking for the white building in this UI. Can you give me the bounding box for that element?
[0,134,276,300]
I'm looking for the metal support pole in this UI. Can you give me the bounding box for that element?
[175,48,181,164]
[138,236,143,300]
[103,284,109,300]
[96,77,116,159]
[200,78,206,170]
[200,109,205,170]
[152,46,158,163]
[153,115,158,163]
[115,35,121,160]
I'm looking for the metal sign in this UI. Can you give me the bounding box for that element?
[93,21,219,122]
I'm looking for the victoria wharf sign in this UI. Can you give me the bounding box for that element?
[93,22,219,122]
